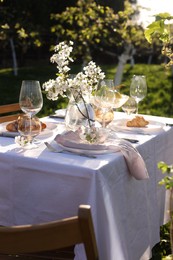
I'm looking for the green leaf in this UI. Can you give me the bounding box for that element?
[155,12,173,20]
[158,161,169,173]
[144,13,173,43]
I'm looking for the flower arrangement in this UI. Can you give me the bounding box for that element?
[42,41,105,103]
[42,41,106,143]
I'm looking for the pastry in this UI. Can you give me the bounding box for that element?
[6,120,18,132]
[95,108,114,126]
[126,116,149,127]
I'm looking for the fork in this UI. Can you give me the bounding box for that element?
[44,142,96,158]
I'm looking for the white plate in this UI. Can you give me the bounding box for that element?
[37,122,57,140]
[55,142,117,155]
[0,121,57,139]
[54,109,66,118]
[54,130,119,155]
[110,118,165,134]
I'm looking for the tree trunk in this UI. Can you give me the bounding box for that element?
[114,44,135,86]
[9,37,18,76]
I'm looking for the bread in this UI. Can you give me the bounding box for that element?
[6,120,46,132]
[95,108,114,125]
[6,120,18,132]
[126,116,149,127]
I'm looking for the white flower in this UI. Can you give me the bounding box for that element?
[79,125,108,144]
[42,41,105,101]
[15,136,29,147]
[42,41,106,132]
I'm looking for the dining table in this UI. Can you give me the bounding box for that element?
[0,111,173,260]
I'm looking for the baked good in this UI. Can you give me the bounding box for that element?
[126,116,149,127]
[6,120,46,132]
[94,108,114,126]
[6,120,18,132]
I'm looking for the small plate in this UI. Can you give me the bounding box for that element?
[54,109,66,118]
[0,121,57,139]
[110,118,165,134]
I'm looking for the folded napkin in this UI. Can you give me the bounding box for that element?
[55,131,149,180]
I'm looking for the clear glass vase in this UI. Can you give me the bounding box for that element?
[65,92,95,131]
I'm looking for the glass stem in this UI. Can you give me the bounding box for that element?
[29,115,32,143]
[102,112,106,128]
[136,102,139,114]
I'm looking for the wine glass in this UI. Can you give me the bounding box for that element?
[130,75,147,114]
[17,115,42,149]
[93,79,115,128]
[19,80,43,117]
[113,91,129,110]
[19,80,43,148]
[122,97,137,116]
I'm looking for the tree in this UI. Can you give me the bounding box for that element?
[0,0,53,74]
[51,0,147,84]
[145,12,173,68]
[96,0,124,12]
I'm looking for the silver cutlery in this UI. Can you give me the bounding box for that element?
[0,132,16,138]
[44,142,96,158]
[49,114,65,119]
[166,123,173,127]
[122,138,139,143]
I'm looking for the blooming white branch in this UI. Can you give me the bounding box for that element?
[42,41,105,101]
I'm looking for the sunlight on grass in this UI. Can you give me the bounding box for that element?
[0,63,173,118]
[0,68,14,74]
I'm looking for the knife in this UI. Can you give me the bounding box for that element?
[166,123,173,127]
[0,132,16,138]
[49,114,65,119]
[122,138,139,143]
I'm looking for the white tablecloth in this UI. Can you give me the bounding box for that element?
[0,112,173,260]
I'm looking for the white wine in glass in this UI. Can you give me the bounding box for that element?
[93,79,115,128]
[130,75,147,114]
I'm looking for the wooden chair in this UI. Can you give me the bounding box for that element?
[0,205,99,260]
[0,103,22,123]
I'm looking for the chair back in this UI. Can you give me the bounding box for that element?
[0,205,99,260]
[0,103,22,123]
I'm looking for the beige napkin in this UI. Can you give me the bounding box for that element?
[55,131,149,180]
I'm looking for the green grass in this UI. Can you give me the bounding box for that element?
[1,62,173,118]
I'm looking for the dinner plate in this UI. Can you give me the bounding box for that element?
[110,118,165,134]
[0,121,57,139]
[54,131,119,155]
[55,142,117,155]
